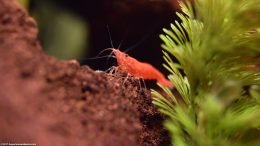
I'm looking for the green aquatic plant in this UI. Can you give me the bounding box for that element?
[152,0,260,146]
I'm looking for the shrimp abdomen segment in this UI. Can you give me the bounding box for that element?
[133,63,172,87]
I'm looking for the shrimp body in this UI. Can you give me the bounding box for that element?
[112,48,173,87]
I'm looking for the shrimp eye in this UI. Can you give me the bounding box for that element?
[125,54,129,57]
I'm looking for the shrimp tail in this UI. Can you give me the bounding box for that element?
[158,78,173,88]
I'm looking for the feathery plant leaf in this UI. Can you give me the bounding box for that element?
[152,0,260,146]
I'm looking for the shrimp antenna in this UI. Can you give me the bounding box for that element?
[81,55,115,60]
[83,48,113,60]
[104,48,116,66]
[95,48,113,58]
[124,25,157,53]
[123,34,150,53]
[106,25,114,48]
[117,28,130,50]
[117,37,124,50]
[80,47,116,61]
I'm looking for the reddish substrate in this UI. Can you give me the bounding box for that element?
[0,0,170,145]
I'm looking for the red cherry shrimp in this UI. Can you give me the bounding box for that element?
[100,25,172,87]
[110,48,173,88]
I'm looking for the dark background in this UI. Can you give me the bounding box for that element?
[29,0,180,73]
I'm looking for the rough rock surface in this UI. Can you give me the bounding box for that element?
[0,0,170,146]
